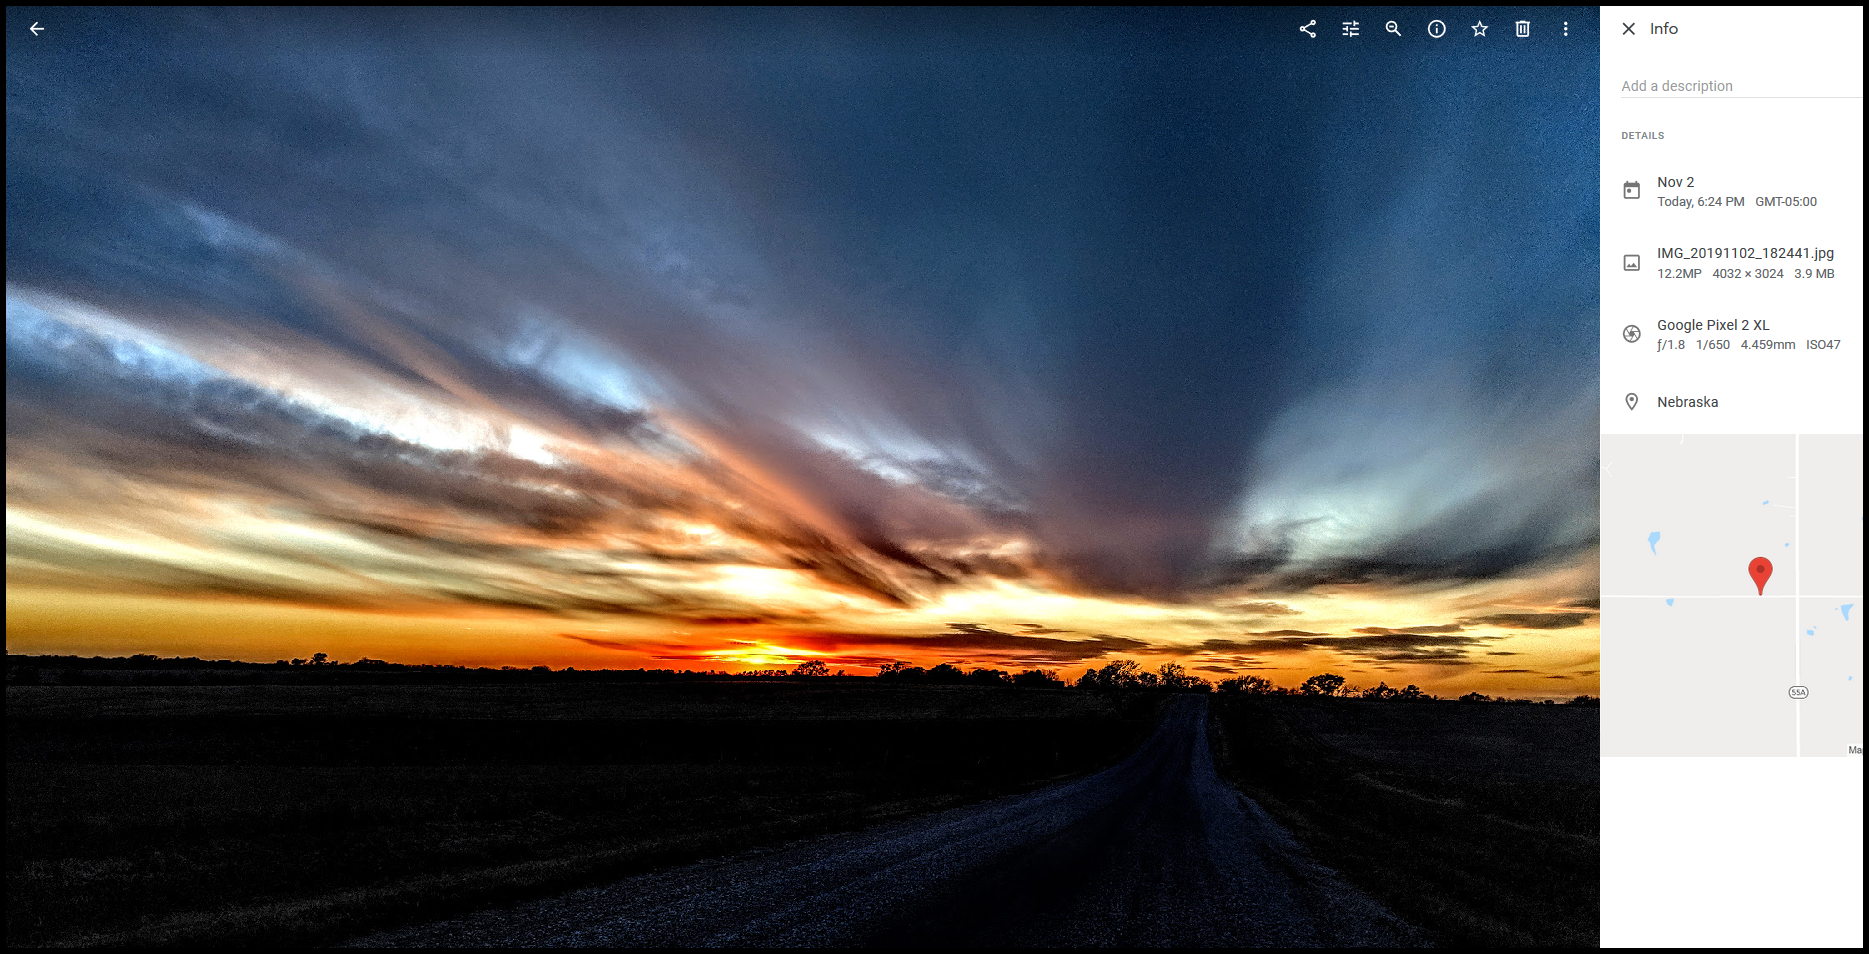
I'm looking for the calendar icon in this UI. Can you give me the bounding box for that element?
[1622,180,1640,199]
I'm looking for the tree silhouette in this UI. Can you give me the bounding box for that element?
[922,662,963,683]
[1217,675,1275,695]
[1360,681,1397,700]
[793,659,830,677]
[1299,673,1346,696]
[1074,660,1152,690]
[1109,660,1150,689]
[1013,668,1064,689]
[1091,659,1138,689]
[1157,663,1211,692]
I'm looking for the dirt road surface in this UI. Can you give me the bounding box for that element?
[361,696,1419,947]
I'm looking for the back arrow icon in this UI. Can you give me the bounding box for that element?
[1300,19,1316,38]
[30,22,44,35]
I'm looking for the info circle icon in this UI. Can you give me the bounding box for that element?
[1623,324,1641,343]
[1427,19,1447,38]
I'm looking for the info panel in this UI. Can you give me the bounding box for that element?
[1601,6,1863,759]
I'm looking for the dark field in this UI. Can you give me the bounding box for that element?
[1208,697,1599,947]
[6,682,1157,948]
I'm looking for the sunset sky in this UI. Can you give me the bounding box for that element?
[6,10,1599,695]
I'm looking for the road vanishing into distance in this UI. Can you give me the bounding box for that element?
[364,697,1420,947]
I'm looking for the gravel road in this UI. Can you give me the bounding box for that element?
[359,695,1420,947]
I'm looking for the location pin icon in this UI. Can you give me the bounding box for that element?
[1749,557,1773,595]
[1624,392,1638,410]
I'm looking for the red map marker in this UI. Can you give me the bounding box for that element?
[1749,557,1773,595]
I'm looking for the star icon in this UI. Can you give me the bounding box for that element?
[1472,20,1488,36]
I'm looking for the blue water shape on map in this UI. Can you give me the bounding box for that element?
[1647,532,1661,555]
[1762,500,1769,505]
[1665,598,1674,606]
[1844,604,1855,622]
[1807,628,1815,635]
